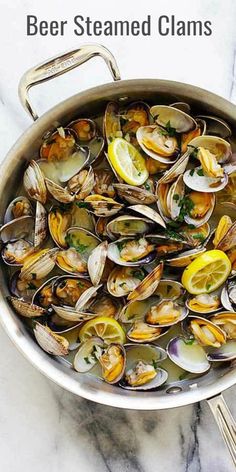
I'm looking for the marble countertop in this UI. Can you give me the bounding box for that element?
[1,0,236,471]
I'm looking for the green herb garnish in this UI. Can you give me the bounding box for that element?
[189,168,195,177]
[131,270,145,281]
[152,359,158,369]
[76,201,90,209]
[184,338,195,345]
[197,168,204,176]
[84,357,91,364]
[173,194,180,202]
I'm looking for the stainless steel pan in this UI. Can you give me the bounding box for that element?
[0,44,236,464]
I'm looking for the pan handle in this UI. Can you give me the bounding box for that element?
[18,44,121,121]
[207,393,236,467]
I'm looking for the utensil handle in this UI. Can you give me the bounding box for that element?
[207,393,236,467]
[18,43,121,121]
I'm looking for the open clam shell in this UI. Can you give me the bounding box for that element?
[188,135,232,163]
[45,179,75,203]
[210,312,236,340]
[113,183,156,205]
[69,167,95,200]
[154,279,185,301]
[186,291,222,314]
[145,299,188,327]
[119,343,167,390]
[184,167,228,193]
[0,215,35,244]
[4,196,33,224]
[136,125,179,164]
[33,322,69,356]
[51,275,92,305]
[128,205,166,228]
[119,296,159,323]
[99,343,126,384]
[1,239,35,266]
[207,341,236,362]
[68,118,97,142]
[39,145,90,184]
[126,321,170,343]
[107,237,156,267]
[195,115,232,139]
[127,262,163,302]
[73,337,104,373]
[23,160,47,204]
[167,337,210,374]
[183,315,226,348]
[158,152,190,184]
[122,101,150,139]
[150,105,197,133]
[107,266,146,297]
[32,276,59,310]
[106,215,153,237]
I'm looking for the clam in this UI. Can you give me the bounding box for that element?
[2,239,34,266]
[93,169,116,198]
[216,221,236,252]
[68,167,95,199]
[0,215,34,244]
[106,215,153,237]
[33,322,69,355]
[73,337,104,373]
[207,340,236,362]
[23,160,47,204]
[82,195,123,217]
[221,283,235,312]
[88,241,108,286]
[40,127,76,159]
[210,312,236,340]
[56,248,88,275]
[167,337,210,374]
[104,101,122,144]
[107,237,156,267]
[186,292,221,314]
[127,321,169,343]
[122,101,150,139]
[69,118,97,142]
[166,175,185,220]
[213,215,232,248]
[34,202,47,247]
[4,196,33,224]
[184,166,228,193]
[48,206,72,248]
[187,315,226,347]
[128,205,166,228]
[150,105,197,133]
[52,276,92,306]
[9,272,44,301]
[113,183,157,205]
[51,304,96,322]
[99,343,126,384]
[158,152,190,184]
[170,102,191,114]
[45,179,75,203]
[8,296,46,318]
[195,115,231,139]
[179,223,210,247]
[107,266,146,297]
[136,125,179,163]
[127,263,164,302]
[20,248,58,281]
[166,247,206,268]
[120,343,167,390]
[154,279,185,301]
[32,276,59,309]
[145,300,188,327]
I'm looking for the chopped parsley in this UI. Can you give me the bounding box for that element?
[183,338,195,346]
[197,168,204,176]
[189,168,195,177]
[65,235,88,253]
[165,120,177,137]
[152,359,158,369]
[187,144,199,159]
[84,357,91,364]
[177,196,195,222]
[76,201,90,209]
[131,270,145,281]
[144,183,151,191]
[192,233,205,243]
[206,283,212,291]
[119,282,126,287]
[173,194,180,202]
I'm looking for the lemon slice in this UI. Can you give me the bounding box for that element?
[182,250,231,294]
[108,138,148,185]
[79,316,126,345]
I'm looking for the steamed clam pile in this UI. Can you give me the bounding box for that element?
[2,101,236,391]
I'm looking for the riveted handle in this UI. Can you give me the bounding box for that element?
[18,44,121,121]
[207,393,236,467]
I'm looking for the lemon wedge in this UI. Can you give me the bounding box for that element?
[108,138,148,185]
[79,316,126,345]
[182,249,231,294]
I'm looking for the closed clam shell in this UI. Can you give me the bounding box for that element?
[166,247,206,268]
[88,241,108,286]
[51,304,95,322]
[150,105,197,133]
[113,183,157,205]
[23,160,47,204]
[127,262,163,302]
[216,221,236,252]
[167,337,210,374]
[8,296,46,318]
[34,322,69,356]
[167,175,185,220]
[83,195,123,217]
